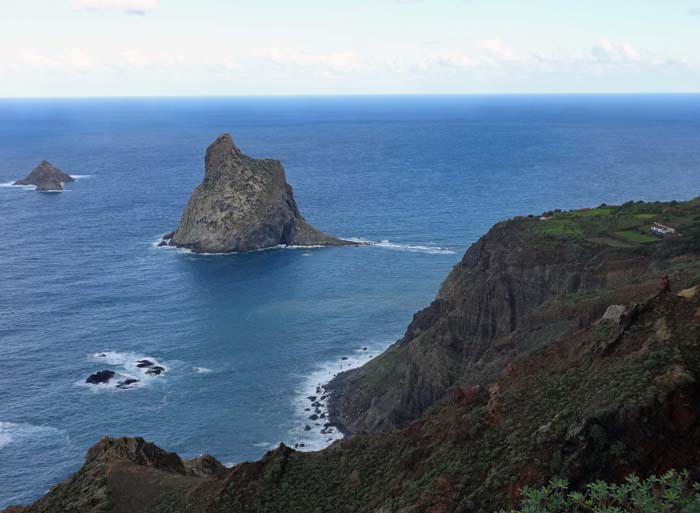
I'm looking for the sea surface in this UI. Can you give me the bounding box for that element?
[1,95,700,508]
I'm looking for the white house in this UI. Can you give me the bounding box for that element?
[650,222,676,236]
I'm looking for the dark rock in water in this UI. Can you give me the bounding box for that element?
[136,360,153,368]
[307,396,317,402]
[145,366,165,376]
[304,408,310,412]
[309,414,319,421]
[166,133,356,253]
[14,160,74,191]
[304,425,311,431]
[116,379,139,389]
[158,232,175,247]
[340,357,348,361]
[298,443,304,448]
[86,370,115,385]
[362,347,368,351]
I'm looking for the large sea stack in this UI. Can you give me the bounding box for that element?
[164,134,351,253]
[14,160,74,191]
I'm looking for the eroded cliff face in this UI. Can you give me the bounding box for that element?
[326,215,677,434]
[167,134,350,253]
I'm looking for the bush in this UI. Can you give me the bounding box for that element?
[500,470,700,513]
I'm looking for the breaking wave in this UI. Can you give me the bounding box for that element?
[343,237,455,254]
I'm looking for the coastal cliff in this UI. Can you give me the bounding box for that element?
[164,134,350,253]
[8,198,700,513]
[14,161,74,191]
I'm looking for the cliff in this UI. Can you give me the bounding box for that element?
[8,198,700,513]
[164,134,351,253]
[14,161,74,191]
[327,199,700,434]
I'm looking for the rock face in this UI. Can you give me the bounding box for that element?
[9,199,700,513]
[326,199,700,434]
[14,161,74,191]
[166,134,351,253]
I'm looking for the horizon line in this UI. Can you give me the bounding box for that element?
[1,91,700,101]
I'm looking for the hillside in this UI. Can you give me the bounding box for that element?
[6,198,700,513]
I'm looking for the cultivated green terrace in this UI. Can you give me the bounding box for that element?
[532,198,700,247]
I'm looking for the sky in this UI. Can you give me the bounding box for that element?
[0,0,699,97]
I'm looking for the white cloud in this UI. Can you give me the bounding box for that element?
[71,0,159,15]
[430,50,475,68]
[21,51,55,68]
[20,49,96,70]
[478,39,516,61]
[590,39,643,64]
[262,47,361,73]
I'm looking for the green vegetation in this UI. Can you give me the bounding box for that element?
[501,471,700,513]
[531,198,700,248]
[614,230,658,244]
[570,207,614,218]
[537,219,584,237]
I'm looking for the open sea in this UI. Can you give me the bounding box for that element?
[1,95,700,508]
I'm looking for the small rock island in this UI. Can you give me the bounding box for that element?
[162,133,352,253]
[14,160,75,191]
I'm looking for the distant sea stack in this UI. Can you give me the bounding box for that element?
[14,160,75,191]
[163,133,352,253]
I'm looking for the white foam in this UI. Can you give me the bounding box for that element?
[0,182,70,192]
[287,342,391,452]
[83,351,169,392]
[71,175,92,179]
[194,367,212,374]
[0,421,65,449]
[152,236,330,256]
[0,182,35,190]
[343,237,455,254]
[152,234,452,256]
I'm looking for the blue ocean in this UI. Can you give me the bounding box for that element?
[1,95,700,508]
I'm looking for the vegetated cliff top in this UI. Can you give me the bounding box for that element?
[7,198,700,513]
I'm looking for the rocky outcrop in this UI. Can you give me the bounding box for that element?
[14,161,74,191]
[164,134,352,253]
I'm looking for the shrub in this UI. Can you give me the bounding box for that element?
[500,470,700,513]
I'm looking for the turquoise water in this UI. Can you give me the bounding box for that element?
[1,95,700,508]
